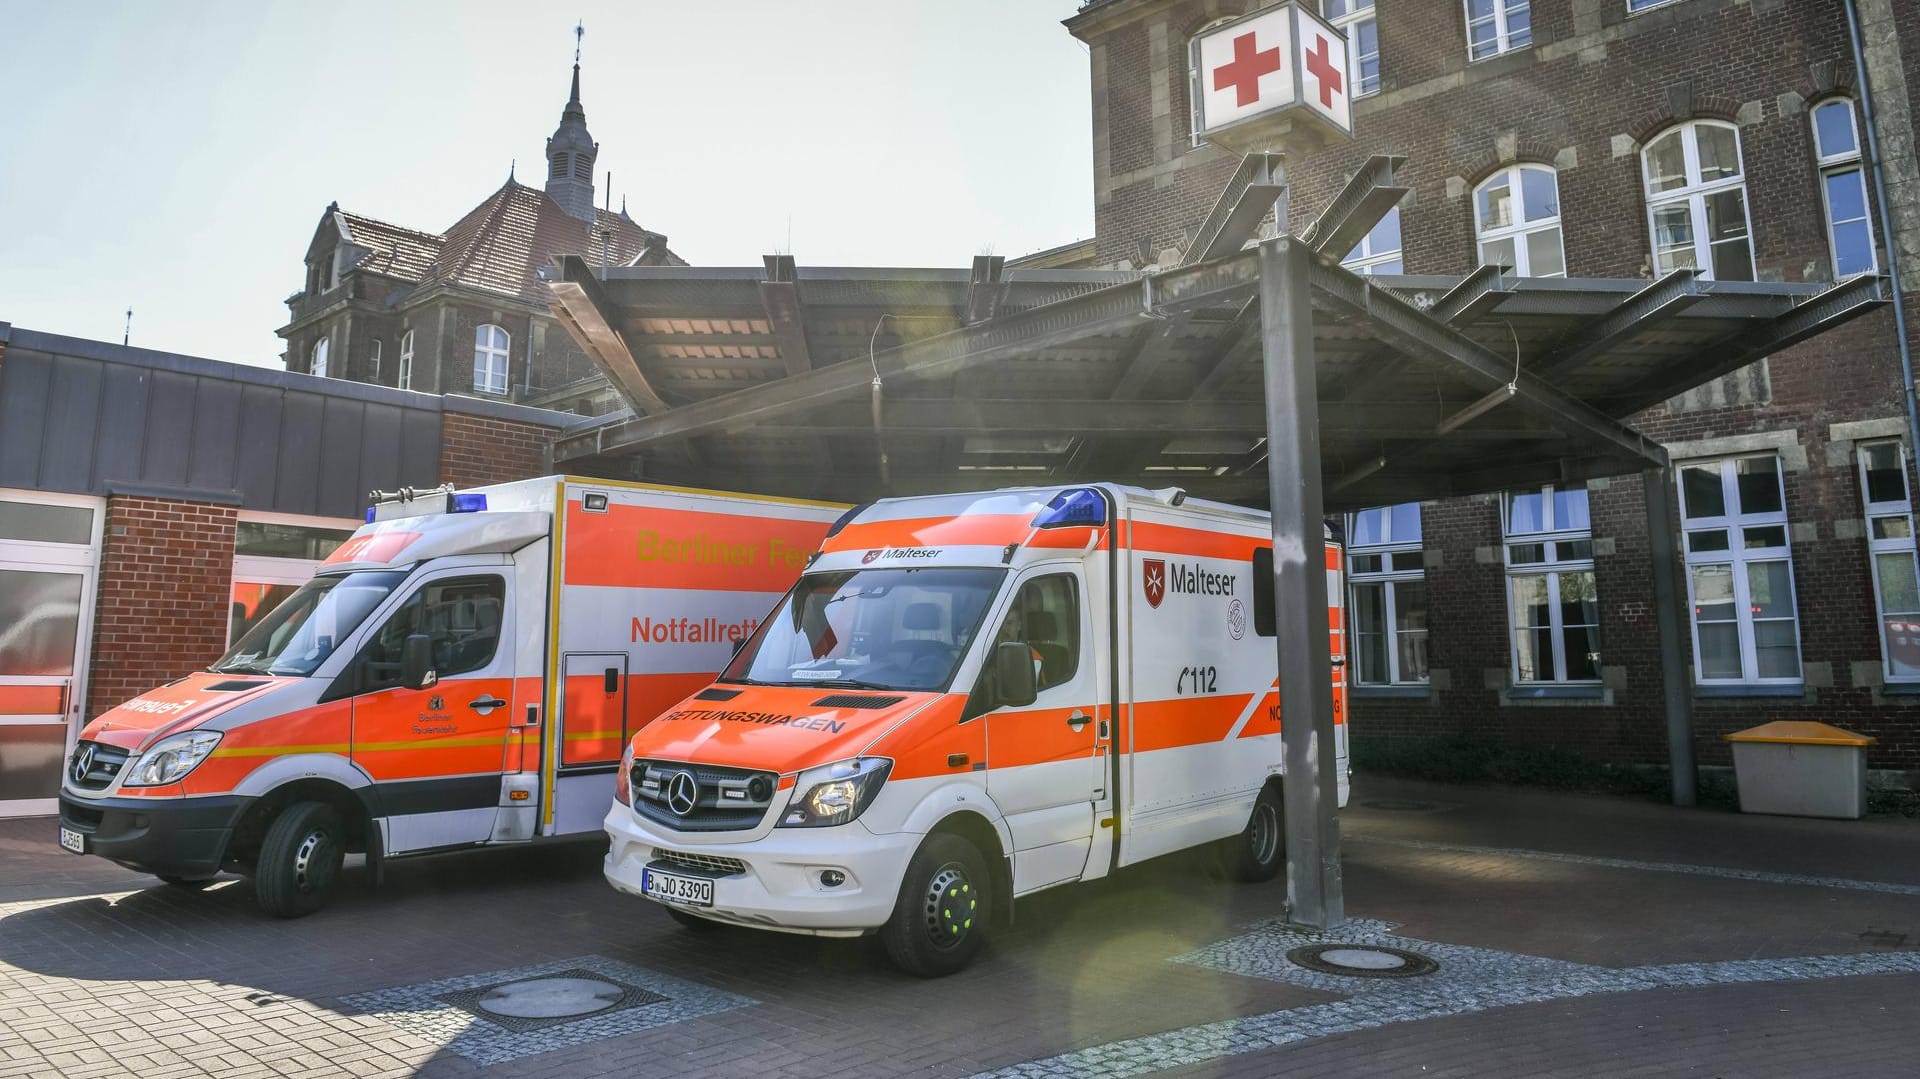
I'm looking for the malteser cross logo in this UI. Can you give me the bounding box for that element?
[1143,558,1167,609]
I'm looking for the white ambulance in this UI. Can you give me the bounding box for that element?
[603,484,1347,975]
[58,477,842,916]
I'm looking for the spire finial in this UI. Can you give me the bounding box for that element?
[509,158,516,182]
[574,20,583,64]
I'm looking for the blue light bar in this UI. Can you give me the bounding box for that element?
[824,503,868,539]
[364,507,376,523]
[450,493,489,513]
[1032,488,1106,529]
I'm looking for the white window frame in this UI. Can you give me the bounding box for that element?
[1474,164,1566,278]
[1860,440,1920,683]
[1628,0,1686,12]
[1502,485,1601,685]
[473,324,510,396]
[368,339,381,382]
[1341,206,1404,275]
[1811,98,1877,279]
[309,336,329,379]
[1347,503,1427,686]
[398,330,414,390]
[1186,16,1239,148]
[1641,120,1756,281]
[1464,0,1530,61]
[1323,0,1380,98]
[1677,455,1803,685]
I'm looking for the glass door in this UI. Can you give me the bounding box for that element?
[0,492,101,816]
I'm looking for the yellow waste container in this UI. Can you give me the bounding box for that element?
[1725,721,1874,819]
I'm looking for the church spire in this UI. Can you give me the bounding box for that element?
[545,21,599,222]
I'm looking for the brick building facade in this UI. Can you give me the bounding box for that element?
[276,55,684,416]
[1066,0,1920,778]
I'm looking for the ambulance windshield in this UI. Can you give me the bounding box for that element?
[212,570,407,677]
[722,567,1005,692]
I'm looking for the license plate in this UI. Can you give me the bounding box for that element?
[58,827,86,855]
[642,867,714,907]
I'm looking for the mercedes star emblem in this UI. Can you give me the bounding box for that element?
[71,744,96,784]
[665,771,699,817]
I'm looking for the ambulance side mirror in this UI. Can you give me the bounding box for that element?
[401,633,438,690]
[993,641,1038,708]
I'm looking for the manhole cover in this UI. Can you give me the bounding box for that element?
[1287,944,1439,978]
[438,968,668,1033]
[477,977,625,1019]
[1360,799,1439,812]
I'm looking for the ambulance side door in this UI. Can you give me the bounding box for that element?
[978,568,1104,894]
[347,568,515,855]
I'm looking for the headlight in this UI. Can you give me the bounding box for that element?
[779,757,892,828]
[615,743,636,806]
[124,730,222,787]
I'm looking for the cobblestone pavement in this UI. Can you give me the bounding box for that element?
[3,777,1917,1078]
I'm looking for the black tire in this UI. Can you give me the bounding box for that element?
[664,905,724,932]
[880,833,991,978]
[252,801,345,918]
[156,875,215,889]
[1230,785,1285,883]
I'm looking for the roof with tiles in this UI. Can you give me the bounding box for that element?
[417,180,683,304]
[335,212,445,282]
[324,181,684,308]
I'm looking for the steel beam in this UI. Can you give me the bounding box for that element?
[757,254,814,377]
[548,257,672,415]
[1644,466,1698,807]
[1532,269,1704,381]
[1604,273,1890,415]
[967,255,1008,324]
[573,276,1158,449]
[1107,314,1193,400]
[1184,153,1288,266]
[1260,239,1344,932]
[1309,264,1667,468]
[1299,154,1409,261]
[1328,264,1511,404]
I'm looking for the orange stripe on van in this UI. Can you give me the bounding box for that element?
[824,514,1034,554]
[563,503,828,592]
[0,685,64,716]
[1130,694,1253,754]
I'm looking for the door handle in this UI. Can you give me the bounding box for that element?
[469,696,507,712]
[1066,710,1092,732]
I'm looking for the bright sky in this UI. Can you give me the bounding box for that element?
[0,0,1093,367]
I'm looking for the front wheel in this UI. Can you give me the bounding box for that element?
[252,801,345,918]
[880,834,991,978]
[1229,786,1285,882]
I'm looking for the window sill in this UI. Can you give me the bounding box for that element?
[1351,684,1430,700]
[1505,684,1604,700]
[1876,681,1920,697]
[1693,683,1806,699]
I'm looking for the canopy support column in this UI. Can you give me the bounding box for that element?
[1259,238,1345,929]
[1643,466,1698,807]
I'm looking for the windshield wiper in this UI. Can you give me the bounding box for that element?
[784,678,895,690]
[212,661,271,675]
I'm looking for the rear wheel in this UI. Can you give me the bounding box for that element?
[664,905,724,932]
[252,801,345,918]
[880,833,991,978]
[1230,786,1285,883]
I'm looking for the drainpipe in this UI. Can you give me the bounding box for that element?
[1845,0,1920,460]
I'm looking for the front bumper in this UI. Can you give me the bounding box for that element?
[57,791,251,879]
[603,802,921,934]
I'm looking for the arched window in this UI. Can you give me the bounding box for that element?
[1341,206,1403,275]
[474,324,510,395]
[1187,16,1238,147]
[1641,120,1754,281]
[1812,99,1875,277]
[368,339,382,381]
[398,330,415,390]
[1475,164,1565,277]
[309,337,329,379]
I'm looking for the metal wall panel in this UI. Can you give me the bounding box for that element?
[0,331,485,519]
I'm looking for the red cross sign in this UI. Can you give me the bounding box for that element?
[1192,3,1352,144]
[1213,32,1282,107]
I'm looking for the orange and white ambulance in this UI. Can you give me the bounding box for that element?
[57,477,841,916]
[603,484,1346,975]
